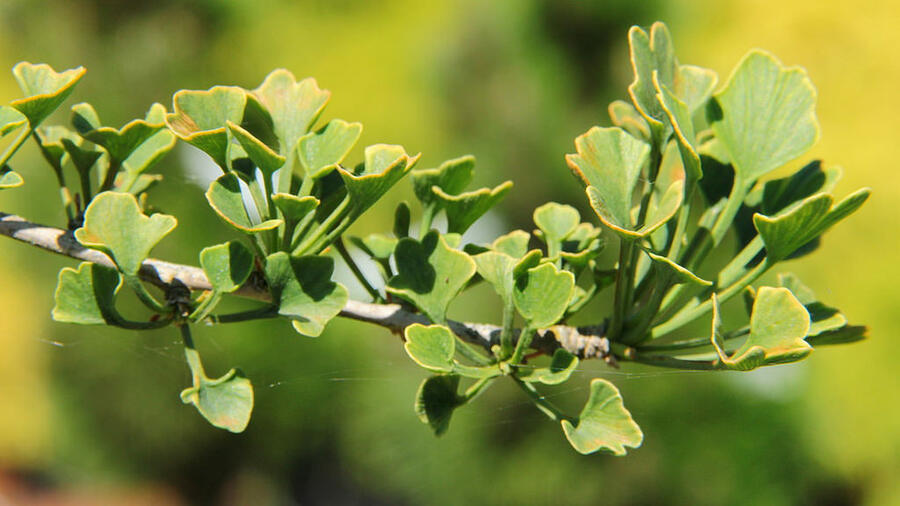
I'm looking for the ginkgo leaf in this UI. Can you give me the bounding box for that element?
[11,62,86,127]
[415,374,465,436]
[516,349,579,385]
[411,155,475,208]
[200,241,254,293]
[166,86,246,168]
[206,173,283,233]
[52,262,121,325]
[561,378,643,456]
[387,231,476,324]
[75,192,177,275]
[73,102,166,164]
[252,69,330,155]
[181,366,253,433]
[264,253,348,337]
[513,262,575,329]
[432,181,513,234]
[297,119,362,178]
[338,144,420,220]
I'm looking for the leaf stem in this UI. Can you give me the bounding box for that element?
[206,305,279,324]
[498,298,516,359]
[509,324,536,365]
[125,275,168,313]
[0,126,31,168]
[335,236,383,302]
[513,378,568,422]
[609,239,634,341]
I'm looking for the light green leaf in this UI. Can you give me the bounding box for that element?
[387,231,476,323]
[297,119,362,178]
[166,86,246,168]
[533,202,580,251]
[272,193,318,222]
[338,144,420,219]
[52,262,121,325]
[754,189,870,261]
[205,173,283,233]
[0,166,24,189]
[122,128,176,176]
[645,251,711,287]
[608,100,649,141]
[264,252,348,337]
[586,178,683,240]
[709,50,818,186]
[0,106,27,136]
[513,262,575,328]
[404,323,455,372]
[200,241,254,293]
[561,378,643,456]
[181,367,253,433]
[252,69,330,155]
[517,349,578,385]
[432,181,513,234]
[74,192,176,275]
[415,374,465,436]
[226,120,285,174]
[655,73,701,183]
[711,287,812,371]
[74,102,166,164]
[492,230,530,258]
[411,155,475,207]
[778,273,849,338]
[11,62,86,127]
[350,233,397,260]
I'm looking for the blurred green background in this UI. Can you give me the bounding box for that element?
[0,0,897,504]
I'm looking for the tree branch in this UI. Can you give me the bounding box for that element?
[0,211,614,362]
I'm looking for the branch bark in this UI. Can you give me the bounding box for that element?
[0,212,614,361]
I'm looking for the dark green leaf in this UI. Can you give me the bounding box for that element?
[432,181,512,234]
[411,155,475,207]
[415,374,465,436]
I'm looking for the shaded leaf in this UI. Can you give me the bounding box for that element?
[272,193,318,222]
[264,252,348,337]
[52,262,121,325]
[206,173,283,233]
[411,155,475,207]
[74,102,166,164]
[561,378,643,455]
[227,120,285,174]
[491,230,530,258]
[608,100,649,140]
[74,192,176,275]
[404,323,455,372]
[415,374,465,436]
[350,233,397,260]
[11,62,86,127]
[645,251,711,287]
[387,231,476,323]
[0,105,27,136]
[338,144,420,219]
[534,202,580,251]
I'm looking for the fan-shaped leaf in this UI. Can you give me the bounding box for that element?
[74,102,166,164]
[272,193,318,222]
[0,106,27,136]
[200,241,254,293]
[166,86,246,168]
[338,144,420,219]
[513,262,575,328]
[206,173,283,233]
[404,323,455,372]
[252,70,330,156]
[561,378,643,455]
[181,367,253,433]
[297,119,362,178]
[387,231,476,323]
[432,181,512,234]
[264,252,348,337]
[74,192,177,275]
[517,349,578,385]
[11,62,85,127]
[0,166,23,189]
[52,262,121,325]
[415,374,465,436]
[411,155,475,207]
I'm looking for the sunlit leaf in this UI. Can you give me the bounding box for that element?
[52,262,121,325]
[387,231,476,324]
[11,62,86,127]
[513,262,575,328]
[404,323,455,372]
[338,144,420,220]
[561,378,643,455]
[517,349,578,385]
[0,106,27,136]
[265,252,348,337]
[0,166,24,189]
[227,120,285,174]
[181,366,253,433]
[200,241,254,293]
[74,192,176,275]
[252,69,330,155]
[166,86,246,168]
[272,193,318,222]
[206,173,283,233]
[297,119,362,178]
[411,155,475,207]
[74,102,166,164]
[432,181,512,234]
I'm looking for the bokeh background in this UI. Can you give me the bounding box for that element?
[0,0,897,505]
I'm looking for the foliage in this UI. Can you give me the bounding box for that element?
[0,22,868,456]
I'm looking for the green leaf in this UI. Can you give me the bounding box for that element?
[226,121,285,174]
[492,230,531,258]
[627,23,716,138]
[200,241,254,293]
[74,192,177,275]
[181,367,253,433]
[645,251,711,287]
[404,323,455,372]
[52,262,121,325]
[415,374,465,436]
[252,69,330,155]
[350,233,397,260]
[122,128,176,176]
[393,201,411,239]
[655,73,701,183]
[561,378,643,456]
[411,155,475,207]
[567,126,680,239]
[517,349,578,385]
[513,262,575,328]
[709,50,818,187]
[272,193,318,222]
[264,252,348,337]
[338,144,420,219]
[74,102,166,164]
[778,273,849,338]
[205,173,283,233]
[711,287,812,371]
[387,231,476,323]
[754,189,870,261]
[0,166,24,189]
[166,86,247,168]
[432,181,513,234]
[11,62,86,127]
[0,105,27,136]
[534,202,580,251]
[608,100,649,141]
[297,119,362,178]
